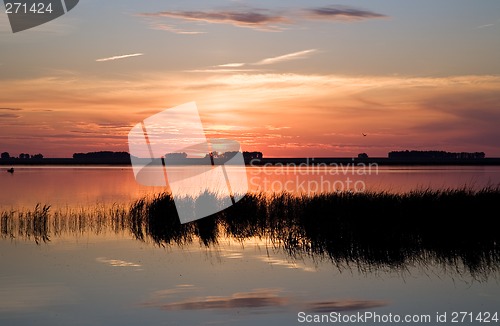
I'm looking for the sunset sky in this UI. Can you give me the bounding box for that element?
[1,0,500,158]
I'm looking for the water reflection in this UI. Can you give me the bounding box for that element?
[143,284,389,314]
[155,288,289,311]
[142,286,388,313]
[2,189,500,280]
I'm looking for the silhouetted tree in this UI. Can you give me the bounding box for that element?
[0,152,10,159]
[32,153,44,159]
[243,151,263,160]
[165,152,188,159]
[204,151,220,159]
[358,153,369,159]
[204,151,264,162]
[219,151,239,160]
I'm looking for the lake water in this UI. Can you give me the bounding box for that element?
[1,165,500,207]
[1,166,500,325]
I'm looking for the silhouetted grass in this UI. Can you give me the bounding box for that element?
[126,187,500,278]
[1,203,129,243]
[2,187,500,279]
[1,204,51,244]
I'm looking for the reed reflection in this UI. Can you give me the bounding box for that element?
[2,188,500,279]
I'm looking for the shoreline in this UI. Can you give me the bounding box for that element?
[2,157,500,166]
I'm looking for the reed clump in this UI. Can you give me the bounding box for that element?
[128,187,500,278]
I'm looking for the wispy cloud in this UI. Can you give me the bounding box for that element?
[0,107,22,111]
[139,5,387,33]
[474,23,495,29]
[265,125,292,131]
[140,9,288,31]
[255,49,318,65]
[149,23,205,35]
[216,63,246,68]
[207,49,318,72]
[305,5,387,21]
[476,23,495,29]
[184,68,262,73]
[0,113,21,118]
[96,53,144,62]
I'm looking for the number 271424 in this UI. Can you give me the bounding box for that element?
[5,2,54,14]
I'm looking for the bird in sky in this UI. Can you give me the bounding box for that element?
[362,133,367,137]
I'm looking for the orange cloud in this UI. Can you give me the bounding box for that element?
[1,73,499,157]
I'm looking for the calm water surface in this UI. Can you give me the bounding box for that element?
[1,166,499,325]
[1,165,500,207]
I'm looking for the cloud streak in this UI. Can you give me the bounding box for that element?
[141,9,288,31]
[306,5,387,21]
[216,63,246,68]
[255,49,318,65]
[0,108,22,111]
[149,23,205,35]
[96,53,144,62]
[209,49,318,72]
[0,113,21,118]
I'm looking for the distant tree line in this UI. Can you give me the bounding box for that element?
[165,152,188,159]
[243,151,263,160]
[73,151,130,160]
[1,152,43,159]
[72,151,263,161]
[388,150,486,160]
[166,151,264,161]
[202,151,263,161]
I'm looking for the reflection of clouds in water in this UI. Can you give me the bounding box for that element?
[307,300,388,313]
[143,286,388,314]
[259,256,316,273]
[0,282,73,312]
[143,286,286,312]
[220,251,243,259]
[217,239,316,271]
[96,257,142,270]
[147,284,199,302]
[160,288,287,311]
